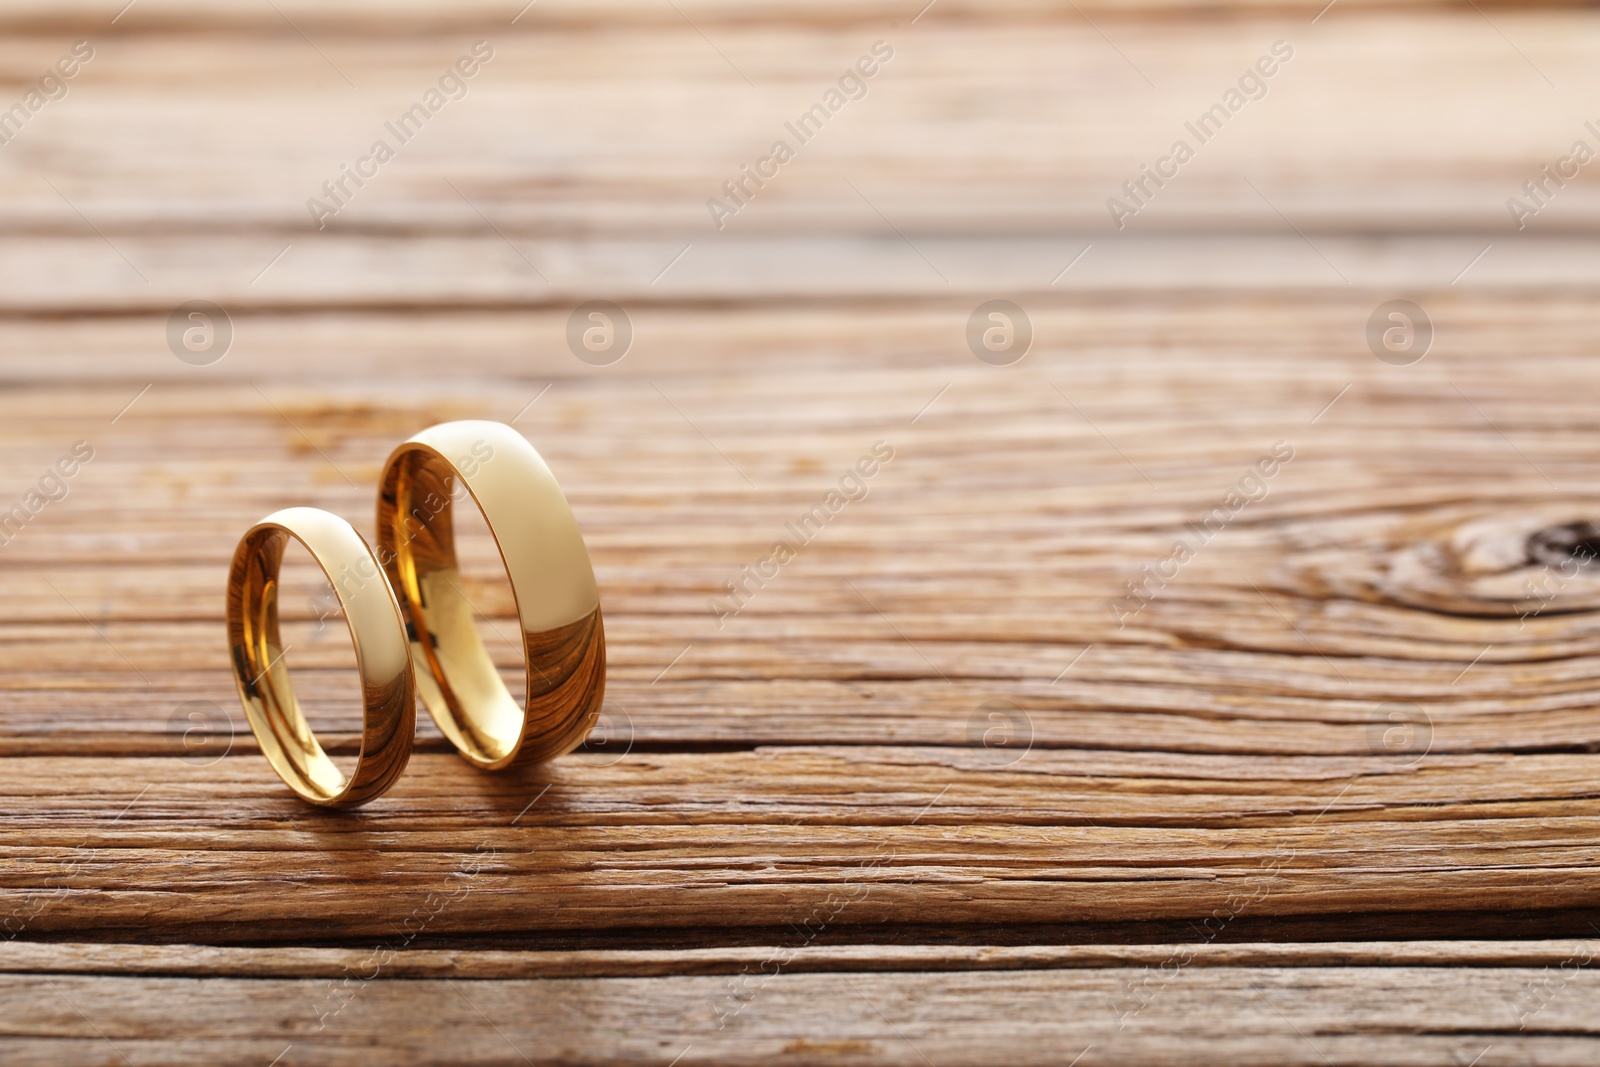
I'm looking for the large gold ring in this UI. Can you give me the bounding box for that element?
[377,420,605,770]
[226,507,416,807]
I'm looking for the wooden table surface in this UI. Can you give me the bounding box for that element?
[7,1,1600,1063]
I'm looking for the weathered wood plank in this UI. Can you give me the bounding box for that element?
[12,938,1600,977]
[1,963,1595,1066]
[5,750,1600,940]
[0,11,1595,244]
[0,0,1548,30]
[0,236,1598,312]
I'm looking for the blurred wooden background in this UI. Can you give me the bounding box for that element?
[6,1,1600,1063]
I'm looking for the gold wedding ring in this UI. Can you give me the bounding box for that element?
[377,420,606,770]
[226,507,416,807]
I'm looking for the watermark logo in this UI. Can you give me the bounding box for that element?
[966,699,1033,766]
[1106,40,1294,230]
[310,844,494,1030]
[567,300,632,366]
[0,41,95,148]
[1367,703,1432,766]
[1109,843,1296,1028]
[167,300,233,366]
[1110,440,1294,628]
[708,441,894,628]
[1506,122,1600,231]
[167,699,238,766]
[711,843,894,1029]
[706,41,895,230]
[575,706,634,767]
[1365,299,1432,366]
[1506,941,1598,1029]
[966,300,1032,366]
[1520,522,1600,628]
[0,440,95,548]
[306,42,495,229]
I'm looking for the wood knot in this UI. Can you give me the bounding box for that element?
[1281,507,1600,628]
[1361,509,1600,621]
[1526,521,1600,568]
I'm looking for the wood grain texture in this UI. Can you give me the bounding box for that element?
[2,10,1599,247]
[3,962,1596,1066]
[8,747,1600,941]
[15,938,1600,977]
[5,0,1600,1061]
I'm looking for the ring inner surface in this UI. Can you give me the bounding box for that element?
[390,450,523,764]
[238,528,347,800]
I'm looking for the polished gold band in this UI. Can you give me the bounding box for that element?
[226,507,416,807]
[377,420,605,770]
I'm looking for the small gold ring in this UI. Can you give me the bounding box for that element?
[377,420,605,770]
[226,507,416,807]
